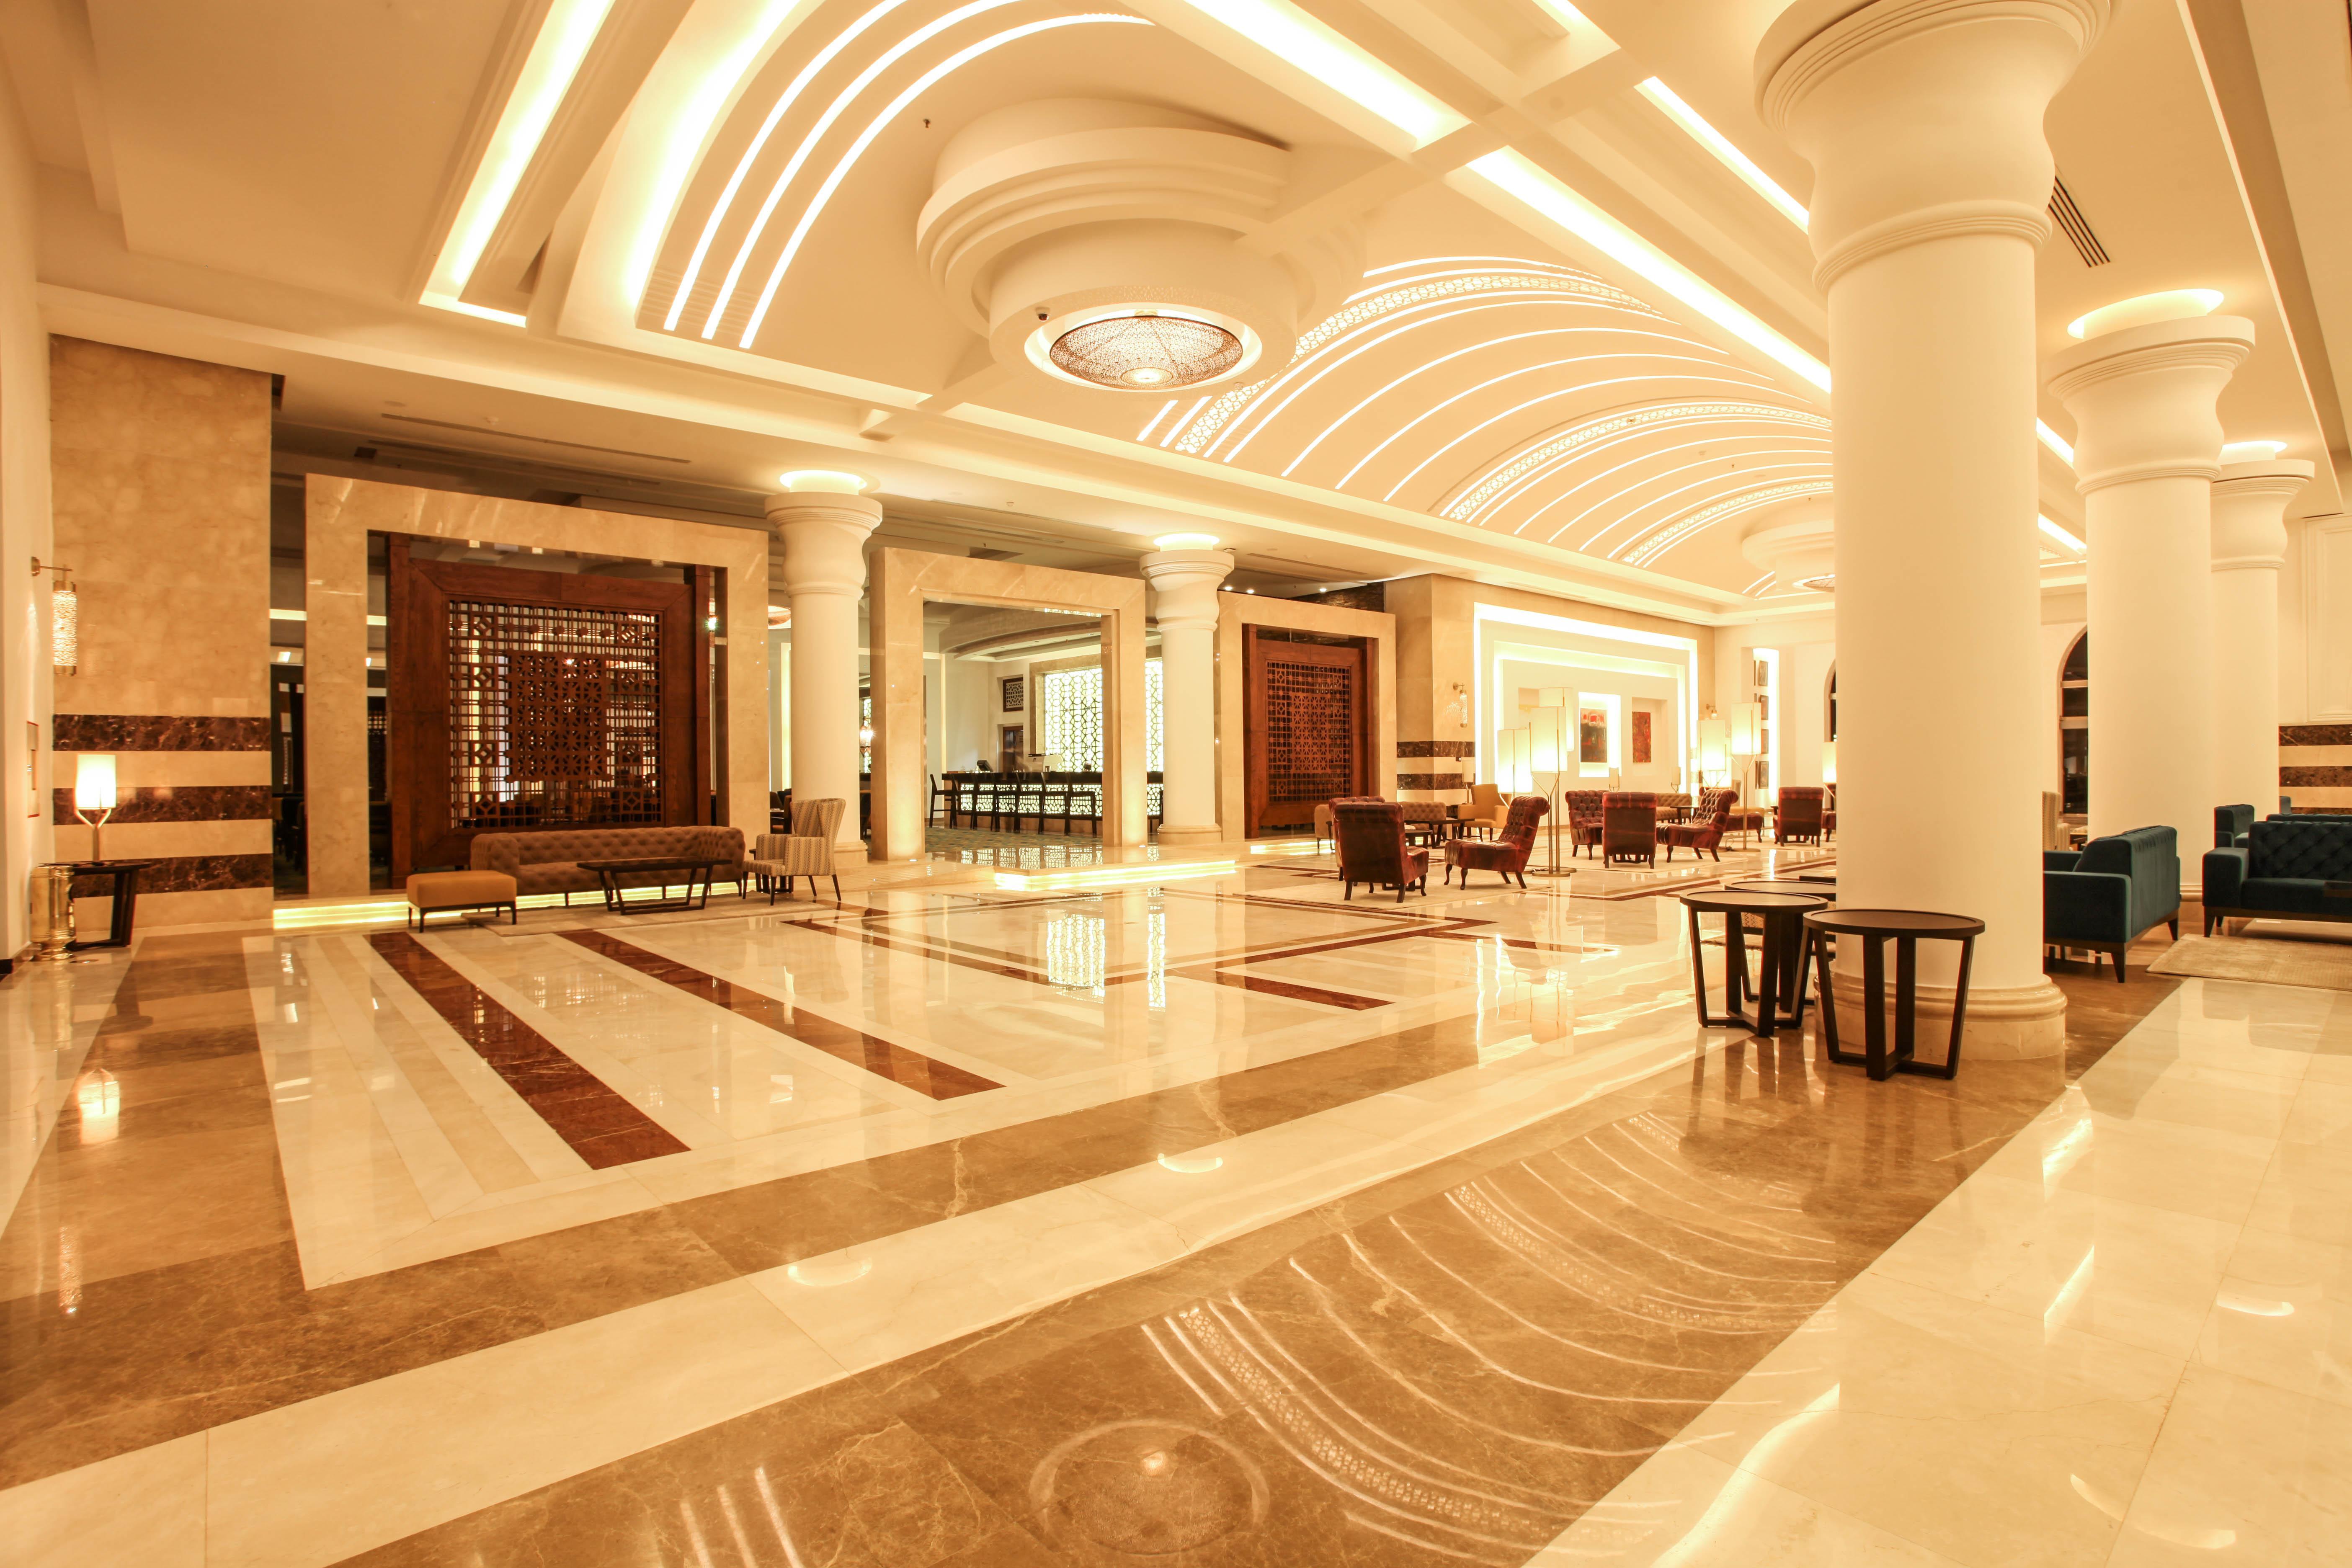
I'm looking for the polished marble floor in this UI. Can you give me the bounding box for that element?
[5,843,2348,1565]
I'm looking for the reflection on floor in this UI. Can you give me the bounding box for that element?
[4,855,2350,1565]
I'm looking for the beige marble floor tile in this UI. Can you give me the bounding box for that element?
[2281,1079,2352,1145]
[1868,1168,2239,1358]
[1968,1098,2272,1224]
[0,1431,206,1568]
[2196,1229,2352,1408]
[748,1184,1189,1372]
[204,1277,844,1568]
[2244,1139,2352,1248]
[2105,1364,2352,1566]
[1529,1441,1968,1566]
[1686,1272,2180,1568]
[2076,1056,2300,1140]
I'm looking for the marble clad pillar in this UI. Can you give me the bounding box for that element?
[1758,0,2107,1056]
[2048,313,2253,892]
[2210,457,2312,816]
[765,489,881,861]
[1139,546,1234,847]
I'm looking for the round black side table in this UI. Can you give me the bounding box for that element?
[1728,879,1840,1003]
[1803,908,1985,1081]
[1681,888,1829,1037]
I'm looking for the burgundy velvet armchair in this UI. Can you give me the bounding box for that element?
[1335,801,1428,902]
[1661,788,1734,861]
[1565,789,1607,857]
[1602,791,1659,867]
[1775,785,1827,844]
[1444,794,1549,888]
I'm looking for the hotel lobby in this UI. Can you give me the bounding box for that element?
[9,0,2352,1563]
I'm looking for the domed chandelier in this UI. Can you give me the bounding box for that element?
[1048,312,1242,390]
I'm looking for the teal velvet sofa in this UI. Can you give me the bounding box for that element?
[2203,818,2352,935]
[2044,825,2181,982]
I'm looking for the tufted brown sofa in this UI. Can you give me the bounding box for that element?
[469,825,748,898]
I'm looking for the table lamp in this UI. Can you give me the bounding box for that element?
[74,752,116,863]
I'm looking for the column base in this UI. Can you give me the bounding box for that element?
[1826,970,2068,1060]
[834,841,870,869]
[1153,824,1225,848]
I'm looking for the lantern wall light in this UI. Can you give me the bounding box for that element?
[33,557,75,674]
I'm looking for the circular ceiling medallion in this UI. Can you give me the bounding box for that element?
[1048,312,1243,390]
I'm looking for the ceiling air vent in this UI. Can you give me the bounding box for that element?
[2049,176,2110,267]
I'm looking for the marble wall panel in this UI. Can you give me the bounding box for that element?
[49,339,272,929]
[49,785,270,824]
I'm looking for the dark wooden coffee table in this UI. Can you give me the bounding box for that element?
[577,857,720,914]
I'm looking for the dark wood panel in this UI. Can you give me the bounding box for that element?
[1243,629,1367,834]
[386,540,703,877]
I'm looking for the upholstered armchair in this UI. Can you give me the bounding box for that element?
[2045,824,2180,980]
[1313,795,1385,848]
[1602,791,1659,867]
[1565,789,1608,857]
[1775,785,1826,844]
[1444,794,1549,888]
[2215,803,2256,850]
[1457,783,1507,839]
[748,797,846,903]
[1720,784,1765,844]
[1335,801,1428,901]
[1661,789,1733,861]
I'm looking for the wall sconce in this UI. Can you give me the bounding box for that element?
[33,557,75,675]
[858,722,875,748]
[74,752,116,863]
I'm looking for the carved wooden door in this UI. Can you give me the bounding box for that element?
[1243,628,1368,834]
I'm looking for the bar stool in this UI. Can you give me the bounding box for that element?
[1681,888,1829,1037]
[929,773,958,826]
[1803,908,1984,1081]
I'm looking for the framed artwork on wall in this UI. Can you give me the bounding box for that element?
[1578,705,1609,764]
[1630,710,1652,765]
[1001,676,1024,712]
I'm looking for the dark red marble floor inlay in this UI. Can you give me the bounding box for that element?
[560,929,1002,1099]
[367,931,689,1167]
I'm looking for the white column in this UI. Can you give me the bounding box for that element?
[1758,0,2105,1057]
[2048,315,2253,890]
[764,488,881,861]
[1140,545,1234,847]
[2210,457,2312,815]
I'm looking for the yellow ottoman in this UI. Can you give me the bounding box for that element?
[405,870,518,930]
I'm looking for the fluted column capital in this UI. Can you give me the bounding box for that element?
[765,491,882,599]
[1139,548,1234,632]
[1757,0,2109,291]
[2210,457,2313,570]
[2044,316,2254,493]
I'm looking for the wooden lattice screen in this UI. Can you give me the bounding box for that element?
[387,540,707,877]
[1243,628,1368,833]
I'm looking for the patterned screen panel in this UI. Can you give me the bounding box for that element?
[449,598,664,830]
[1039,662,1163,772]
[1264,660,1355,800]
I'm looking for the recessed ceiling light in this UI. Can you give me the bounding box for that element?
[2066,289,2224,340]
[1153,533,1222,550]
[2220,440,2288,463]
[776,469,869,493]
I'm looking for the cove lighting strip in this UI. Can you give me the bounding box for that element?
[1470,150,1830,392]
[1635,77,1808,232]
[422,0,616,325]
[1179,0,1462,147]
[2039,515,2086,553]
[993,859,1236,891]
[2037,420,2075,465]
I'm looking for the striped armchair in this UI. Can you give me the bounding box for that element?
[750,797,846,903]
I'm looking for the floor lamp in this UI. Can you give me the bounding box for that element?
[1527,703,1571,876]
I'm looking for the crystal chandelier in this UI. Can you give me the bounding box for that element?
[1049,313,1242,390]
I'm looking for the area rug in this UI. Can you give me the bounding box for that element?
[2150,926,2352,991]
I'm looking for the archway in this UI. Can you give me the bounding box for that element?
[2060,631,2089,814]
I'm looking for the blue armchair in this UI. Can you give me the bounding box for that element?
[2216,804,2256,849]
[2205,818,2352,934]
[2045,825,2181,982]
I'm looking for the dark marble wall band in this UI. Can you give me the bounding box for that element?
[2281,766,2352,787]
[1397,772,1464,791]
[51,785,271,825]
[54,714,270,752]
[70,854,271,896]
[2281,724,2352,747]
[1396,740,1476,759]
